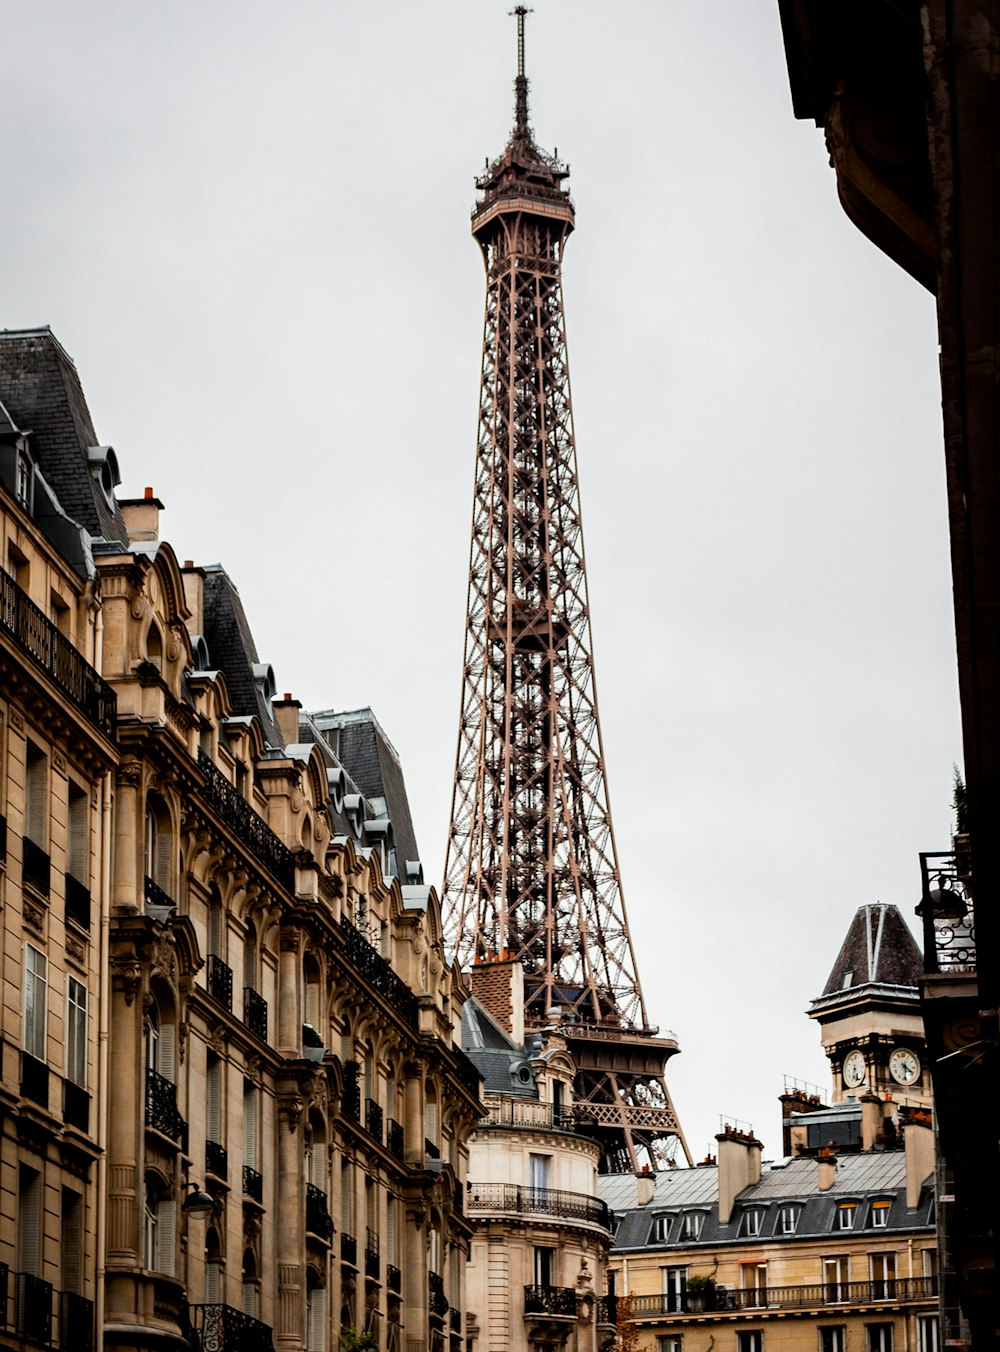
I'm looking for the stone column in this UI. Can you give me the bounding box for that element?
[276,1087,305,1349]
[112,761,142,911]
[278,931,301,1056]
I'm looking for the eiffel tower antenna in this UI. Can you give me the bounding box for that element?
[443,16,691,1171]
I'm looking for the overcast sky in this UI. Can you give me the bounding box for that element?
[2,2,960,1163]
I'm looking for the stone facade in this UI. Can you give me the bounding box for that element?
[0,327,482,1352]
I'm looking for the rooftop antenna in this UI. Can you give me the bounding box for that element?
[510,5,533,136]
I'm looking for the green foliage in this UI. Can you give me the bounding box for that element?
[953,765,968,835]
[341,1328,378,1352]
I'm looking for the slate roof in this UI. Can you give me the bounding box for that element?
[602,1150,933,1252]
[0,328,128,547]
[817,902,923,1000]
[461,997,540,1098]
[200,565,282,749]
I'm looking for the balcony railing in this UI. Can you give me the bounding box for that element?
[524,1285,577,1317]
[20,1052,48,1108]
[306,1184,334,1242]
[206,954,234,1011]
[481,1097,581,1133]
[429,1270,449,1317]
[918,850,975,973]
[387,1117,405,1160]
[341,1232,358,1267]
[342,918,418,1028]
[196,750,295,889]
[65,872,91,929]
[597,1295,617,1327]
[60,1290,96,1352]
[206,1140,228,1181]
[188,1302,275,1352]
[627,1276,939,1317]
[63,1079,90,1132]
[366,1098,384,1144]
[244,987,268,1041]
[343,1061,361,1124]
[1,564,116,737]
[387,1264,402,1295]
[365,1229,380,1281]
[16,1271,52,1344]
[145,1068,186,1146]
[450,1308,462,1334]
[22,836,51,895]
[0,1266,94,1350]
[144,874,175,915]
[467,1182,612,1230]
[242,1166,263,1203]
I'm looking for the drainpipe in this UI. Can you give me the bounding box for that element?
[95,766,113,1346]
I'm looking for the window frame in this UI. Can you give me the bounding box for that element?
[24,943,48,1061]
[66,976,87,1086]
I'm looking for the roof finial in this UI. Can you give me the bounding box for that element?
[510,5,532,136]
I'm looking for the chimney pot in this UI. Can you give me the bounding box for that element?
[144,486,153,499]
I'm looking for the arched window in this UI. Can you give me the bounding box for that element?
[205,1227,223,1304]
[146,621,162,671]
[242,1248,260,1318]
[143,1173,176,1276]
[144,793,173,907]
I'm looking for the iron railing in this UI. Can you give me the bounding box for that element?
[16,1271,53,1343]
[306,1184,334,1242]
[341,1232,358,1267]
[187,1302,275,1352]
[206,954,233,1011]
[0,1267,95,1349]
[627,1276,939,1317]
[387,1264,402,1295]
[343,1061,361,1124]
[144,874,174,914]
[366,1098,384,1144]
[63,1079,90,1131]
[342,918,418,1027]
[60,1290,96,1351]
[243,1166,263,1203]
[20,1052,48,1108]
[146,1068,186,1146]
[597,1295,617,1327]
[244,987,268,1041]
[918,850,975,973]
[429,1270,449,1317]
[524,1285,577,1317]
[65,873,91,929]
[365,1229,380,1281]
[22,835,50,895]
[450,1308,462,1334]
[481,1098,581,1133]
[467,1182,612,1229]
[387,1117,405,1160]
[196,751,295,889]
[206,1140,228,1181]
[1,564,116,737]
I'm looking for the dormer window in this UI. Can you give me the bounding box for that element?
[738,1208,764,1238]
[649,1215,671,1243]
[777,1204,801,1235]
[835,1202,857,1231]
[680,1211,704,1241]
[868,1200,891,1229]
[15,445,33,510]
[86,445,121,508]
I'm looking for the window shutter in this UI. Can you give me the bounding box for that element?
[157,1197,176,1276]
[61,1189,84,1293]
[307,1285,327,1351]
[159,1023,175,1082]
[18,1168,42,1276]
[205,1260,222,1304]
[207,1057,222,1141]
[305,980,320,1030]
[243,1083,258,1169]
[242,1281,259,1318]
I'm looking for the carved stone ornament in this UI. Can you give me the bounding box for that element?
[116,761,144,791]
[10,708,24,732]
[280,930,301,953]
[53,751,67,777]
[245,1054,263,1086]
[209,1024,227,1055]
[67,935,87,965]
[278,1094,304,1133]
[131,594,147,621]
[150,936,177,986]
[113,957,143,1004]
[24,900,46,935]
[167,633,182,663]
[290,789,303,815]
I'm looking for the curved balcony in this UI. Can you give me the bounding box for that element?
[467,1182,612,1230]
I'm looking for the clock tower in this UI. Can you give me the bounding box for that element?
[809,902,931,1109]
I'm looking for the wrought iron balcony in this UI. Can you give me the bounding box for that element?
[365,1228,380,1281]
[626,1276,939,1317]
[467,1181,612,1230]
[342,918,418,1028]
[59,1290,95,1352]
[387,1264,401,1295]
[242,1166,263,1203]
[244,987,268,1041]
[22,835,50,895]
[365,1097,383,1144]
[341,1232,358,1267]
[20,1052,48,1108]
[145,1068,186,1146]
[342,1061,361,1124]
[0,1266,94,1350]
[206,954,234,1011]
[306,1183,334,1242]
[429,1270,449,1317]
[524,1285,577,1317]
[597,1294,617,1327]
[918,850,975,974]
[387,1117,405,1160]
[450,1308,462,1334]
[482,1097,580,1133]
[206,1139,228,1181]
[144,874,175,916]
[196,750,295,889]
[63,1079,90,1132]
[15,1271,52,1344]
[425,1138,440,1161]
[453,1179,464,1216]
[1,564,116,737]
[187,1302,275,1352]
[65,872,91,929]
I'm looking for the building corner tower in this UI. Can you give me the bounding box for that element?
[443,10,690,1171]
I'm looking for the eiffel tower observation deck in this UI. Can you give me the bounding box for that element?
[443,9,691,1171]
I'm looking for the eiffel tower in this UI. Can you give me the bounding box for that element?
[443,9,690,1171]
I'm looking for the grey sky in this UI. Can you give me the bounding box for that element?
[2,1,959,1161]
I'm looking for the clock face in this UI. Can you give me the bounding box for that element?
[889,1048,920,1085]
[843,1050,866,1088]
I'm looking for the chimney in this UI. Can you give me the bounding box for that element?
[119,486,163,543]
[272,695,303,750]
[181,560,205,639]
[817,1150,838,1191]
[716,1124,763,1224]
[903,1113,935,1208]
[468,956,525,1048]
[860,1092,885,1150]
[635,1170,655,1207]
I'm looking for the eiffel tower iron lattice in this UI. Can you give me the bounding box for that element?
[443,9,691,1172]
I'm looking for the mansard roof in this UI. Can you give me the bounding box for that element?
[461,997,539,1098]
[0,328,128,548]
[818,901,923,998]
[200,564,282,749]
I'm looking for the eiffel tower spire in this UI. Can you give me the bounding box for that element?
[443,11,690,1170]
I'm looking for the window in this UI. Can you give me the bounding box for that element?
[867,1325,893,1352]
[534,1246,555,1287]
[206,1054,223,1146]
[739,1208,764,1237]
[681,1211,703,1240]
[242,1249,260,1318]
[920,1249,938,1280]
[18,1166,42,1277]
[67,977,87,1086]
[870,1252,896,1300]
[778,1204,801,1235]
[16,447,33,509]
[61,1188,84,1294]
[650,1214,671,1243]
[306,1280,327,1351]
[835,1203,857,1231]
[820,1329,846,1352]
[143,1182,176,1275]
[737,1333,763,1352]
[67,782,88,883]
[661,1266,686,1313]
[869,1200,891,1228]
[741,1263,767,1306]
[25,742,48,847]
[823,1256,849,1302]
[24,944,48,1060]
[659,1339,682,1352]
[917,1317,939,1352]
